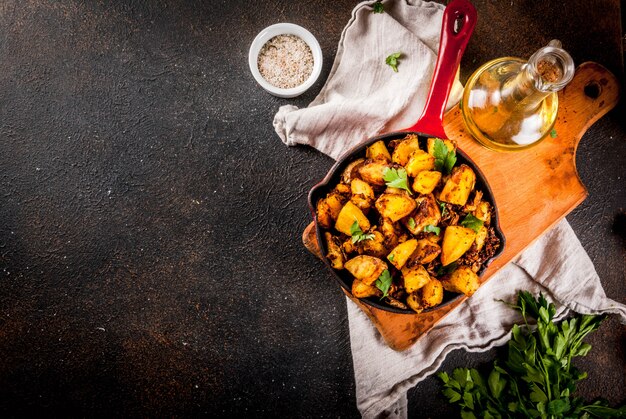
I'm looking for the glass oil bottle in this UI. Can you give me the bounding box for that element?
[460,40,575,151]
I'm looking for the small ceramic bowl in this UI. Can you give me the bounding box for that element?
[248,23,323,98]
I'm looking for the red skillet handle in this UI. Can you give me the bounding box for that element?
[405,0,477,137]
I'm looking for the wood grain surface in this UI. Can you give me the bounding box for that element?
[303,62,620,351]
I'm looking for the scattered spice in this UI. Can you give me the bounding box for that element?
[257,34,314,89]
[537,59,561,83]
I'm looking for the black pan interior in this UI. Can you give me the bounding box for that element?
[308,131,506,315]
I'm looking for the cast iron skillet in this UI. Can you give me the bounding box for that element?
[308,0,505,314]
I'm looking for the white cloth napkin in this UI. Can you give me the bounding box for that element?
[273,1,626,417]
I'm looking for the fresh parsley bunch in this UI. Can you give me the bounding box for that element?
[438,291,625,418]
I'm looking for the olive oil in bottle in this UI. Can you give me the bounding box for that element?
[461,40,574,151]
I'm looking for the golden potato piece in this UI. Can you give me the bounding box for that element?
[326,192,345,219]
[439,164,476,206]
[387,239,417,270]
[324,232,345,269]
[392,134,420,166]
[358,160,391,186]
[341,158,365,184]
[401,264,430,293]
[375,193,417,222]
[335,183,351,195]
[352,279,381,298]
[411,239,441,264]
[345,255,387,285]
[442,266,479,296]
[413,170,442,195]
[366,140,392,162]
[316,199,334,230]
[380,217,400,249]
[403,194,441,235]
[335,201,370,235]
[350,179,375,210]
[441,225,476,266]
[406,292,423,313]
[420,278,444,308]
[359,230,387,258]
[405,149,435,177]
[427,137,456,156]
[474,201,491,224]
[474,226,488,252]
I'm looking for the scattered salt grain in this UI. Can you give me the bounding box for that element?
[257,34,314,89]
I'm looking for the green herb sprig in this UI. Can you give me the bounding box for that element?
[385,52,402,72]
[460,214,484,233]
[372,1,384,13]
[432,138,457,174]
[423,224,441,236]
[383,167,412,195]
[438,291,625,418]
[350,220,375,244]
[375,269,393,299]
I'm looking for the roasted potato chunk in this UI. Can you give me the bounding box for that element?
[410,238,441,264]
[401,264,430,293]
[473,226,488,252]
[413,170,442,195]
[345,255,387,285]
[326,192,346,219]
[359,230,387,258]
[405,149,435,177]
[403,194,441,235]
[420,278,444,308]
[324,232,345,269]
[387,239,417,270]
[335,201,370,235]
[352,279,381,298]
[335,183,351,195]
[350,179,375,210]
[366,140,392,162]
[316,199,334,229]
[392,134,420,166]
[442,266,479,296]
[341,158,365,184]
[441,225,476,266]
[358,160,390,186]
[380,218,400,249]
[474,201,491,224]
[406,292,423,313]
[439,164,476,206]
[375,193,417,222]
[427,137,456,155]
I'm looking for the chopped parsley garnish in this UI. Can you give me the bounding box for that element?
[350,220,375,244]
[460,213,484,233]
[383,167,412,195]
[388,254,395,262]
[437,201,448,217]
[375,269,393,299]
[550,128,558,138]
[423,224,441,236]
[432,138,457,174]
[385,52,402,72]
[407,217,416,229]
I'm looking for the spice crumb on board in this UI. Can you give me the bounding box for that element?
[257,34,313,89]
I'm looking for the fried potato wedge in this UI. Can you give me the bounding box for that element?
[413,170,442,195]
[351,279,381,298]
[387,239,417,270]
[316,199,334,230]
[441,225,476,266]
[366,140,392,162]
[403,194,441,235]
[359,230,387,258]
[380,217,400,250]
[439,164,476,206]
[473,225,488,252]
[420,278,444,308]
[341,158,365,184]
[405,149,435,177]
[411,238,441,264]
[406,292,423,313]
[350,179,375,210]
[375,193,417,222]
[335,201,370,235]
[442,266,479,296]
[345,255,387,285]
[473,201,491,224]
[401,264,430,293]
[358,160,390,186]
[392,134,420,166]
[324,232,345,270]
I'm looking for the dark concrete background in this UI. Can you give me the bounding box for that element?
[0,0,623,417]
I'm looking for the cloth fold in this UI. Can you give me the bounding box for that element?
[274,1,626,417]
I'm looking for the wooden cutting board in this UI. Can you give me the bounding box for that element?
[302,62,620,351]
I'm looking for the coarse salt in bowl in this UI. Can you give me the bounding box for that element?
[249,23,323,98]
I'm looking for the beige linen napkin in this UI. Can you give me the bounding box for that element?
[273,1,626,417]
